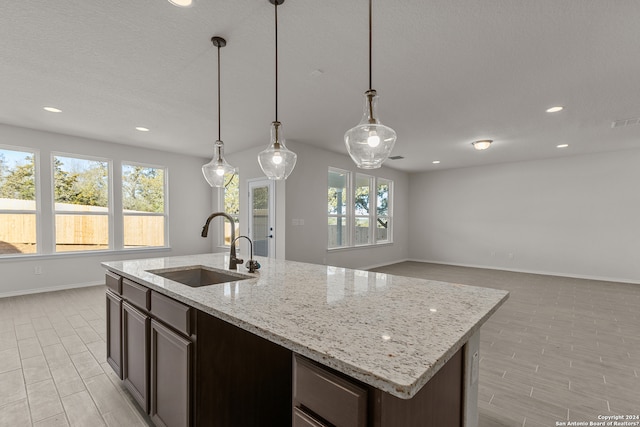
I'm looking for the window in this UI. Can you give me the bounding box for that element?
[0,147,38,255]
[327,168,392,249]
[355,174,372,245]
[53,154,110,252]
[122,163,167,248]
[376,178,392,243]
[220,172,239,246]
[328,168,350,248]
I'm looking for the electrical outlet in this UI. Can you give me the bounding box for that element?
[34,265,42,275]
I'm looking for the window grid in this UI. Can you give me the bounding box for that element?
[328,168,392,250]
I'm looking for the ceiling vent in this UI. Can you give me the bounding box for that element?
[611,118,640,128]
[388,155,404,160]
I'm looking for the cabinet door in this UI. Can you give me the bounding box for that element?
[106,291,122,379]
[150,320,192,427]
[122,301,150,413]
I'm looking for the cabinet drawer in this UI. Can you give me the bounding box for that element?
[151,291,192,336]
[105,271,122,294]
[293,407,327,427]
[293,355,367,427]
[122,278,150,311]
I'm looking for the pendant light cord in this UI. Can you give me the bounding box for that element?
[369,0,372,91]
[217,43,221,141]
[275,1,279,122]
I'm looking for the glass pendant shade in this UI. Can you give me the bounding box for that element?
[202,140,236,187]
[258,121,297,180]
[344,89,397,169]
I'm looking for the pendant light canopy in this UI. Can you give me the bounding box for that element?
[202,36,236,188]
[344,0,396,169]
[258,0,297,180]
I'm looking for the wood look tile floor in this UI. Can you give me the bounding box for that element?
[0,286,152,427]
[372,262,640,427]
[1,263,638,426]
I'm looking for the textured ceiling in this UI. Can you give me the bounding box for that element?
[1,0,639,172]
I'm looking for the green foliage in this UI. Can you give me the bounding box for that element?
[123,165,164,213]
[54,157,109,207]
[0,154,35,200]
[223,173,239,215]
[328,179,389,228]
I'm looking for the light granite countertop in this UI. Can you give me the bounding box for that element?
[102,253,508,399]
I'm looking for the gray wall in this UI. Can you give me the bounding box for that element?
[0,124,213,296]
[408,149,640,284]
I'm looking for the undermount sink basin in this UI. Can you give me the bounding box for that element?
[147,266,252,287]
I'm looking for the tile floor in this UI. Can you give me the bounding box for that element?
[372,262,640,427]
[0,286,151,427]
[1,263,638,427]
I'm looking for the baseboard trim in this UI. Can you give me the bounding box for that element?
[361,258,411,271]
[405,258,640,285]
[0,281,104,299]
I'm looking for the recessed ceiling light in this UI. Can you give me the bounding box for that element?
[546,106,564,113]
[135,127,150,132]
[432,160,440,164]
[556,144,569,148]
[43,107,62,113]
[168,0,192,6]
[472,140,492,150]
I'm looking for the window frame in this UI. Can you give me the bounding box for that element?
[328,167,352,249]
[52,152,113,253]
[121,161,169,250]
[218,172,239,248]
[327,167,393,250]
[0,145,41,257]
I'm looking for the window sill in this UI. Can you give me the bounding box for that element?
[0,246,172,262]
[327,242,394,252]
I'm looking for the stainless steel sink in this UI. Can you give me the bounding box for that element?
[147,266,252,287]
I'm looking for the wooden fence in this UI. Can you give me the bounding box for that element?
[1,213,164,247]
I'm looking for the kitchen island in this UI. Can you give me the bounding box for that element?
[102,253,508,427]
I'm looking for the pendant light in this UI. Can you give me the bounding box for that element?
[258,0,297,180]
[202,36,236,188]
[344,0,397,169]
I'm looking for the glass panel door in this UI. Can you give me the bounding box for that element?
[248,179,275,258]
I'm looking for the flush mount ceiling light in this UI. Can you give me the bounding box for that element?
[546,106,564,113]
[168,0,192,7]
[258,0,297,180]
[135,127,150,132]
[557,144,569,148]
[344,0,397,169]
[43,106,62,113]
[202,36,237,188]
[472,140,492,150]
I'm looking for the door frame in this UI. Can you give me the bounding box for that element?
[247,178,276,258]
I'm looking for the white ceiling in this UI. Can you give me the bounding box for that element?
[1,0,639,172]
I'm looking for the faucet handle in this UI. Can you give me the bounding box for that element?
[246,260,260,273]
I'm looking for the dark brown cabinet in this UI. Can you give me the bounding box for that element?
[122,300,150,413]
[105,290,122,378]
[293,355,367,427]
[150,319,192,427]
[106,273,195,427]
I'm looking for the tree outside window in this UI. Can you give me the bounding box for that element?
[53,155,110,252]
[123,163,166,248]
[0,148,37,255]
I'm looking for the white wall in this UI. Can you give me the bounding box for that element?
[0,124,213,296]
[284,141,409,270]
[408,149,640,284]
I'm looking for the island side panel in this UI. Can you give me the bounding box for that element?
[371,347,463,427]
[463,330,480,427]
[195,310,293,426]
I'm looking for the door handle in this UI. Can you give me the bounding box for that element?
[267,235,273,238]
